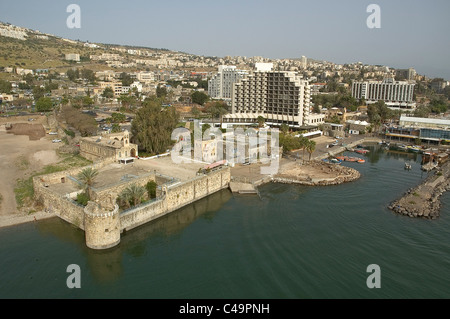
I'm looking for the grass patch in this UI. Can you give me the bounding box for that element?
[15,155,30,171]
[14,177,34,208]
[14,153,93,208]
[408,201,416,205]
[413,192,420,197]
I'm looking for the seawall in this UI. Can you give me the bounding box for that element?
[389,160,450,219]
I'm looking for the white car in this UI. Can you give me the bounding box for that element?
[52,139,62,143]
[49,132,58,135]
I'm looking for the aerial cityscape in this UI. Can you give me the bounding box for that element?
[0,0,449,302]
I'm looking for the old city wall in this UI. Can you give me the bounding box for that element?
[119,167,231,232]
[33,180,86,229]
[92,171,156,202]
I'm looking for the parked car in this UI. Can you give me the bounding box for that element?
[52,139,62,143]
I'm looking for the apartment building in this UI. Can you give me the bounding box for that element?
[352,78,416,109]
[208,65,248,101]
[65,53,80,62]
[135,71,155,84]
[223,69,324,129]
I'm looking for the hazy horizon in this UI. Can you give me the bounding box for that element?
[1,0,449,80]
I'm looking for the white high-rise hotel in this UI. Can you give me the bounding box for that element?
[208,65,248,101]
[352,78,416,109]
[222,63,324,128]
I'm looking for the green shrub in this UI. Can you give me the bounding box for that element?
[76,193,89,206]
[146,181,157,199]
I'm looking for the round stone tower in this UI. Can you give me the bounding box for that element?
[84,201,120,250]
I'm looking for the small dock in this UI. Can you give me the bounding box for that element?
[229,181,258,195]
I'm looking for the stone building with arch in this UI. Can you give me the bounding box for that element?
[80,130,138,162]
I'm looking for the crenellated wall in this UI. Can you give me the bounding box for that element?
[120,167,231,233]
[33,163,231,250]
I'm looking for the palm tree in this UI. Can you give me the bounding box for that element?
[299,136,308,163]
[77,167,99,200]
[306,140,316,161]
[120,184,146,208]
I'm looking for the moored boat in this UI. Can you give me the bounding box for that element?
[357,159,365,164]
[355,149,369,154]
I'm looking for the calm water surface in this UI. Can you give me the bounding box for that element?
[1,145,449,298]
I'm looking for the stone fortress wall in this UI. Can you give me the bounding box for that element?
[33,160,231,250]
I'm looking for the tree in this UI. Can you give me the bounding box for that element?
[66,69,79,82]
[306,140,316,161]
[257,116,266,128]
[36,97,53,112]
[118,94,137,109]
[0,80,12,94]
[280,124,289,135]
[83,96,94,108]
[111,123,121,133]
[77,167,99,200]
[120,72,133,86]
[101,87,114,99]
[118,184,146,209]
[156,86,167,99]
[312,104,321,114]
[191,91,209,106]
[191,106,201,119]
[131,99,180,155]
[204,101,228,122]
[81,69,96,83]
[146,181,157,199]
[110,112,126,123]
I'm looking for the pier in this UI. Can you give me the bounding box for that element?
[389,160,450,219]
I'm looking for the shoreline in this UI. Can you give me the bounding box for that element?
[0,211,57,229]
[0,137,377,230]
[389,160,450,219]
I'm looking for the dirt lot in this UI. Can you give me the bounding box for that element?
[0,117,61,218]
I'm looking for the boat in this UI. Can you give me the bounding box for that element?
[357,159,365,164]
[407,145,422,153]
[336,156,347,161]
[346,157,359,162]
[397,144,408,151]
[330,158,342,164]
[404,163,412,170]
[355,149,369,154]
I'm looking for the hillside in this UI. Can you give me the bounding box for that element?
[0,21,183,77]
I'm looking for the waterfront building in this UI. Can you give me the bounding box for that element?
[351,78,416,110]
[385,115,450,144]
[223,68,324,129]
[208,65,248,101]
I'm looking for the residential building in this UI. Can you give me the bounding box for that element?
[300,56,307,69]
[135,71,155,84]
[396,68,416,81]
[65,53,80,62]
[351,78,416,109]
[208,65,248,101]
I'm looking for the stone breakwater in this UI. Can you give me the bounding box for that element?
[389,161,450,219]
[273,161,361,186]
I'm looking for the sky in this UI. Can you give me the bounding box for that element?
[1,0,449,79]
